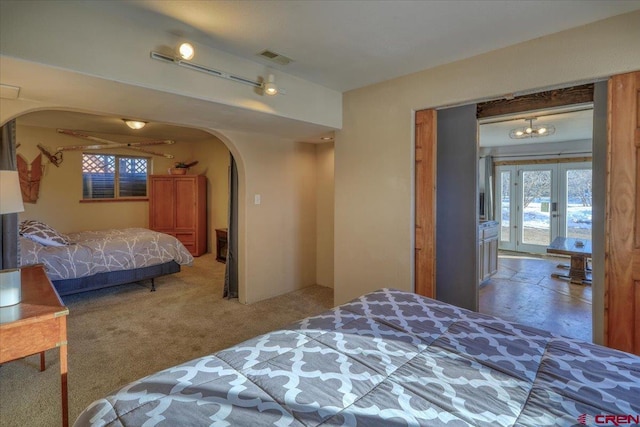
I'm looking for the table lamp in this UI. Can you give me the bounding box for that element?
[0,170,25,307]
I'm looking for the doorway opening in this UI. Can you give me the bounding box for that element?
[478,105,594,341]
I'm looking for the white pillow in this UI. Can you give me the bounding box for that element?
[19,220,70,246]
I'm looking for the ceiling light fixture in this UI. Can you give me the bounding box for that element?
[178,42,195,60]
[150,51,280,96]
[263,74,278,96]
[509,118,555,139]
[123,119,147,130]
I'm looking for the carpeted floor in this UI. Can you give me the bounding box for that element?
[0,253,334,427]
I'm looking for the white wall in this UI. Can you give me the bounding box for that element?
[335,11,640,306]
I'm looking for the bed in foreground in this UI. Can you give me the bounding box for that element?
[74,288,640,426]
[19,222,193,296]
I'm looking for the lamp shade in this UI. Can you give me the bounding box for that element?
[0,170,25,214]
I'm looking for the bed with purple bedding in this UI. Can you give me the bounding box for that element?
[74,288,640,426]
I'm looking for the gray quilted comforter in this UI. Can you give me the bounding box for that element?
[74,288,640,426]
[20,228,193,281]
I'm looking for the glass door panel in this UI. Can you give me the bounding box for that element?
[495,166,515,251]
[500,171,511,243]
[562,164,592,240]
[521,169,552,246]
[494,163,589,254]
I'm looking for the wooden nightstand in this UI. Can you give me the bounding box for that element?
[0,265,69,427]
[215,228,228,263]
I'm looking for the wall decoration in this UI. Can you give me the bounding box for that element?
[37,144,63,167]
[17,153,43,203]
[169,160,198,175]
[56,129,175,158]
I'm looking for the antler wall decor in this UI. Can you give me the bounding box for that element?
[37,144,63,167]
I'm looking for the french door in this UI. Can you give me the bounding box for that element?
[496,162,592,254]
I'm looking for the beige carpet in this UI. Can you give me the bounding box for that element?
[0,253,334,427]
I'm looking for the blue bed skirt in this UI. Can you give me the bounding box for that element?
[52,261,181,296]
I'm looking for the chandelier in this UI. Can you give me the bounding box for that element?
[509,118,555,139]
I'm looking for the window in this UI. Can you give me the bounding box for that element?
[82,154,149,200]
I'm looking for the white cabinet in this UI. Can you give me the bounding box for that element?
[479,221,499,284]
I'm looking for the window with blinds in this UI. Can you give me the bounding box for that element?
[82,154,149,199]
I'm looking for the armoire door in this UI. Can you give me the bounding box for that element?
[175,178,196,230]
[149,177,175,230]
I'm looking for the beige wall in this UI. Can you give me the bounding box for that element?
[336,11,640,347]
[15,121,230,252]
[189,139,231,251]
[222,130,318,303]
[316,142,334,288]
[16,124,148,232]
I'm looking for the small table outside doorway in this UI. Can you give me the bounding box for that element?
[546,236,592,285]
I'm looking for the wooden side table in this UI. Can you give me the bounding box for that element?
[546,236,592,285]
[0,265,69,427]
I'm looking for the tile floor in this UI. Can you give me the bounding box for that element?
[479,252,592,342]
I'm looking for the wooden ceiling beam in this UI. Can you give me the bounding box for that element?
[476,83,594,119]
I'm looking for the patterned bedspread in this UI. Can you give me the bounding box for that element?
[20,228,194,281]
[74,288,640,426]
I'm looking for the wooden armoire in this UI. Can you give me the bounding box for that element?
[149,175,207,256]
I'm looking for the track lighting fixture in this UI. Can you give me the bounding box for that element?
[263,74,278,96]
[178,42,195,60]
[151,47,281,96]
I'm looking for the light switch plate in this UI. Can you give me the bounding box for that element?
[254,194,261,205]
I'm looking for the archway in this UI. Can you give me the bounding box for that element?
[1,107,249,302]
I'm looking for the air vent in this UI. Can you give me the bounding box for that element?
[0,84,20,100]
[258,50,292,66]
